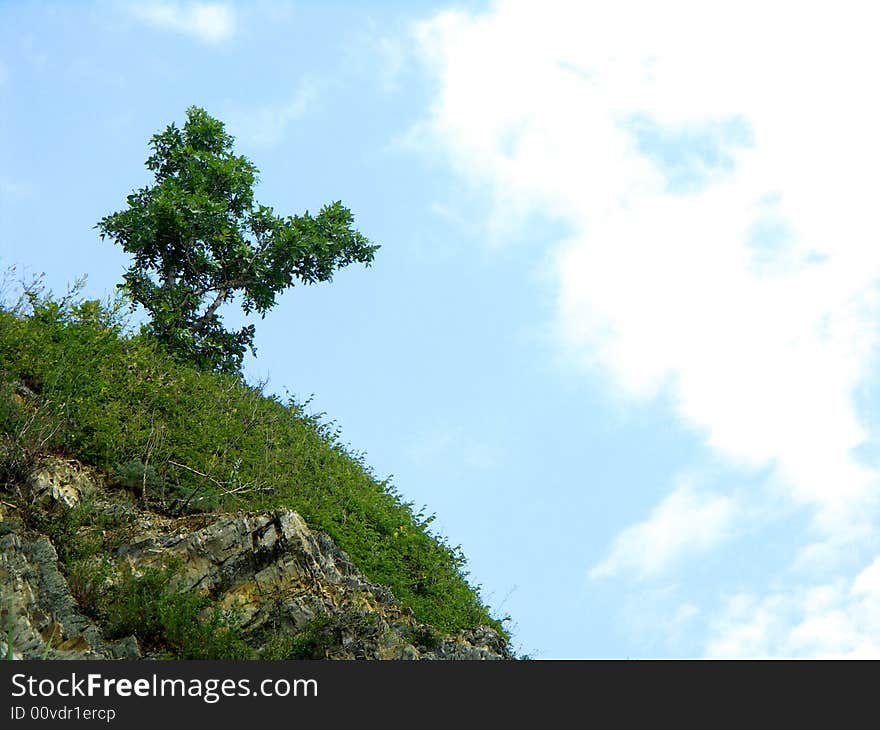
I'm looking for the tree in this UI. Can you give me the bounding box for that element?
[97,106,379,374]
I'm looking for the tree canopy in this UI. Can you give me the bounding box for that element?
[97,106,378,374]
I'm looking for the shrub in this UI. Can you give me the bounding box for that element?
[103,562,251,660]
[114,459,163,497]
[0,378,66,493]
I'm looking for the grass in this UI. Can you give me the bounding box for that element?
[0,286,505,639]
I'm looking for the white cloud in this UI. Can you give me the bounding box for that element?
[228,80,318,147]
[590,480,738,579]
[707,554,880,657]
[413,0,880,521]
[413,0,880,654]
[130,2,235,44]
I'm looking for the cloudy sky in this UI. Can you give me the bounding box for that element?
[3,1,880,658]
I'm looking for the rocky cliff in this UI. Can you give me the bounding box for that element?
[0,457,511,660]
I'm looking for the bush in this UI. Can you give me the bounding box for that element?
[0,378,67,492]
[114,459,163,498]
[261,610,382,660]
[262,614,341,660]
[103,562,251,660]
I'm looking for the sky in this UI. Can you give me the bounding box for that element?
[2,0,880,658]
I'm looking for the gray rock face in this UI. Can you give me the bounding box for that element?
[1,457,512,661]
[0,532,139,660]
[428,626,514,660]
[118,509,510,660]
[26,458,94,510]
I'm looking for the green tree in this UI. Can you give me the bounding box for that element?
[97,106,378,374]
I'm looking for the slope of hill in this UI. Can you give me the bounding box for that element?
[0,291,510,659]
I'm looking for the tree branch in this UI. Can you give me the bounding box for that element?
[191,273,252,301]
[190,288,228,332]
[167,459,225,487]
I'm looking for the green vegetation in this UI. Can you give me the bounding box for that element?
[20,491,123,616]
[261,611,377,660]
[96,106,378,374]
[0,287,503,638]
[102,562,251,660]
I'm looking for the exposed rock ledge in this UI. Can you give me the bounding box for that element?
[0,457,511,660]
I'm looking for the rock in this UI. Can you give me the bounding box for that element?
[114,508,511,659]
[426,626,514,660]
[27,457,95,510]
[0,531,140,659]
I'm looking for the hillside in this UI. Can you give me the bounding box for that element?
[0,290,510,659]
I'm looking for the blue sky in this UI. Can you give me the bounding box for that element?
[3,1,880,658]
